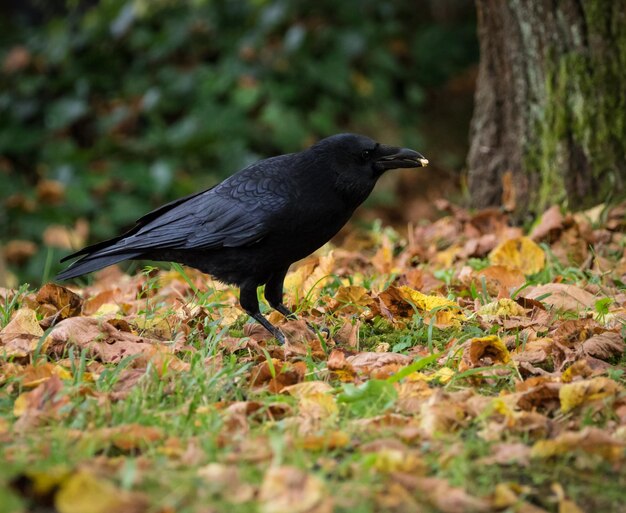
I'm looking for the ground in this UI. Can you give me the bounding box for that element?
[1,202,625,513]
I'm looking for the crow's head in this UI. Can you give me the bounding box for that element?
[311,133,428,202]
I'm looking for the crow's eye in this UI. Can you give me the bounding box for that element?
[361,150,371,160]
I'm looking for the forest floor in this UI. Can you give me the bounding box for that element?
[1,202,625,513]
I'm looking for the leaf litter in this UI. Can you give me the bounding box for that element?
[1,202,625,512]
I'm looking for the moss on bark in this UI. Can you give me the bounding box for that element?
[469,0,626,218]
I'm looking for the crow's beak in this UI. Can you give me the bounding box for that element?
[376,147,429,170]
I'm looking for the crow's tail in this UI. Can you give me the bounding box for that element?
[55,251,142,281]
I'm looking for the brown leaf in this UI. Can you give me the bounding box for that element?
[5,240,37,265]
[346,351,411,374]
[3,46,31,73]
[91,424,164,451]
[43,220,88,250]
[82,289,123,316]
[582,332,624,360]
[0,307,46,358]
[36,180,65,205]
[258,466,332,513]
[478,442,531,467]
[393,474,490,513]
[525,283,597,311]
[249,360,306,392]
[475,265,525,296]
[333,319,360,347]
[530,205,564,241]
[13,375,70,429]
[458,336,511,372]
[531,427,624,462]
[516,382,562,412]
[36,283,83,319]
[46,317,180,368]
[197,463,255,503]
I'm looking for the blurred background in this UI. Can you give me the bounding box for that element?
[0,0,479,285]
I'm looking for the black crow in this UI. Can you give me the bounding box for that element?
[56,134,428,343]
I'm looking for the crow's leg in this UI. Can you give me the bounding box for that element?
[265,268,297,319]
[239,282,285,344]
[265,270,329,337]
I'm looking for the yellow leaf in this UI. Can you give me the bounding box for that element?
[477,298,527,318]
[282,381,334,398]
[398,286,457,311]
[55,471,144,513]
[559,377,622,413]
[299,393,338,419]
[459,335,511,372]
[407,367,455,384]
[93,303,120,316]
[295,431,350,451]
[490,237,545,275]
[19,363,72,388]
[1,308,43,337]
[369,449,424,474]
[333,285,372,307]
[13,391,30,417]
[531,427,623,461]
[26,468,71,496]
[559,500,585,513]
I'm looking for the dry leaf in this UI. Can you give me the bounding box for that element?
[459,336,511,372]
[525,283,597,311]
[0,307,46,357]
[55,471,147,513]
[477,298,527,318]
[559,377,622,413]
[36,283,83,319]
[489,237,545,275]
[530,205,564,241]
[475,265,525,296]
[346,351,411,373]
[531,427,624,461]
[258,466,332,513]
[582,332,624,360]
[393,474,490,513]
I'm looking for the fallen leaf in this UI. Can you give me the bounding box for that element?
[258,466,332,513]
[459,336,511,372]
[477,298,527,318]
[559,377,622,413]
[249,360,306,392]
[13,375,70,428]
[525,283,597,311]
[474,265,525,296]
[197,463,255,503]
[55,471,147,513]
[531,427,624,462]
[346,351,411,373]
[393,474,490,513]
[0,307,46,357]
[15,362,72,388]
[295,431,350,451]
[582,332,624,360]
[489,237,545,275]
[36,283,83,319]
[530,205,564,241]
[91,424,164,451]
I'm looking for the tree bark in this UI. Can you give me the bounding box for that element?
[468,0,626,219]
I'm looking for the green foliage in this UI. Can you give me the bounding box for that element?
[0,0,477,283]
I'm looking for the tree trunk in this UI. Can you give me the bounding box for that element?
[468,0,626,219]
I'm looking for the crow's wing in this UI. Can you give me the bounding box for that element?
[61,156,294,262]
